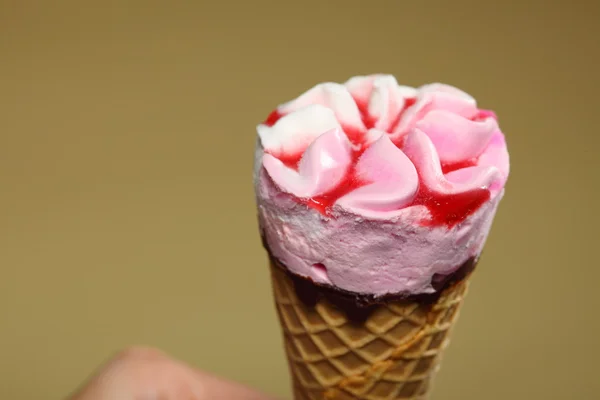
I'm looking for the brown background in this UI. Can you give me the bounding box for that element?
[1,1,598,399]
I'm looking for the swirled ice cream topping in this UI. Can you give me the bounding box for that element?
[258,75,508,225]
[255,75,509,296]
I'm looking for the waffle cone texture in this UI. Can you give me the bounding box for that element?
[270,259,471,400]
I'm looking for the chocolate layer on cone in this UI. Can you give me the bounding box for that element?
[263,235,477,323]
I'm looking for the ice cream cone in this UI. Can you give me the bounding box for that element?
[255,75,509,399]
[270,258,471,400]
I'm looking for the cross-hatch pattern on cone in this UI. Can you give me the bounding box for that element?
[270,261,469,400]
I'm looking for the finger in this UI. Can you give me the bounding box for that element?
[69,346,277,400]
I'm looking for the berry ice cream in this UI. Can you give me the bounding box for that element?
[255,75,509,297]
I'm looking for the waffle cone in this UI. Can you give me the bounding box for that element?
[270,260,471,400]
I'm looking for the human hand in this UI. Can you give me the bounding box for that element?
[68,347,276,400]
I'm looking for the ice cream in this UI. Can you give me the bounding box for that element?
[256,75,509,399]
[255,74,509,297]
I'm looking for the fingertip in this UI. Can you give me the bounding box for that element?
[69,347,278,400]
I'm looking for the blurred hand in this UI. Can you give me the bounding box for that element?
[69,347,276,400]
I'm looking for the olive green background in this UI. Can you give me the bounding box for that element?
[1,1,598,399]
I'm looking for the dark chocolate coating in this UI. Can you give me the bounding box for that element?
[264,233,477,323]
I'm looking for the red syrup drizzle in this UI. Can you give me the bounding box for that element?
[260,98,491,227]
[263,110,283,127]
[303,148,366,215]
[411,105,492,226]
[390,97,417,133]
[441,158,478,174]
[262,110,307,169]
[301,98,382,214]
[275,151,303,170]
[354,99,377,130]
[411,178,490,227]
[473,109,497,122]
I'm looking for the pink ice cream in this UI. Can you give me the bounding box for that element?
[254,75,509,297]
